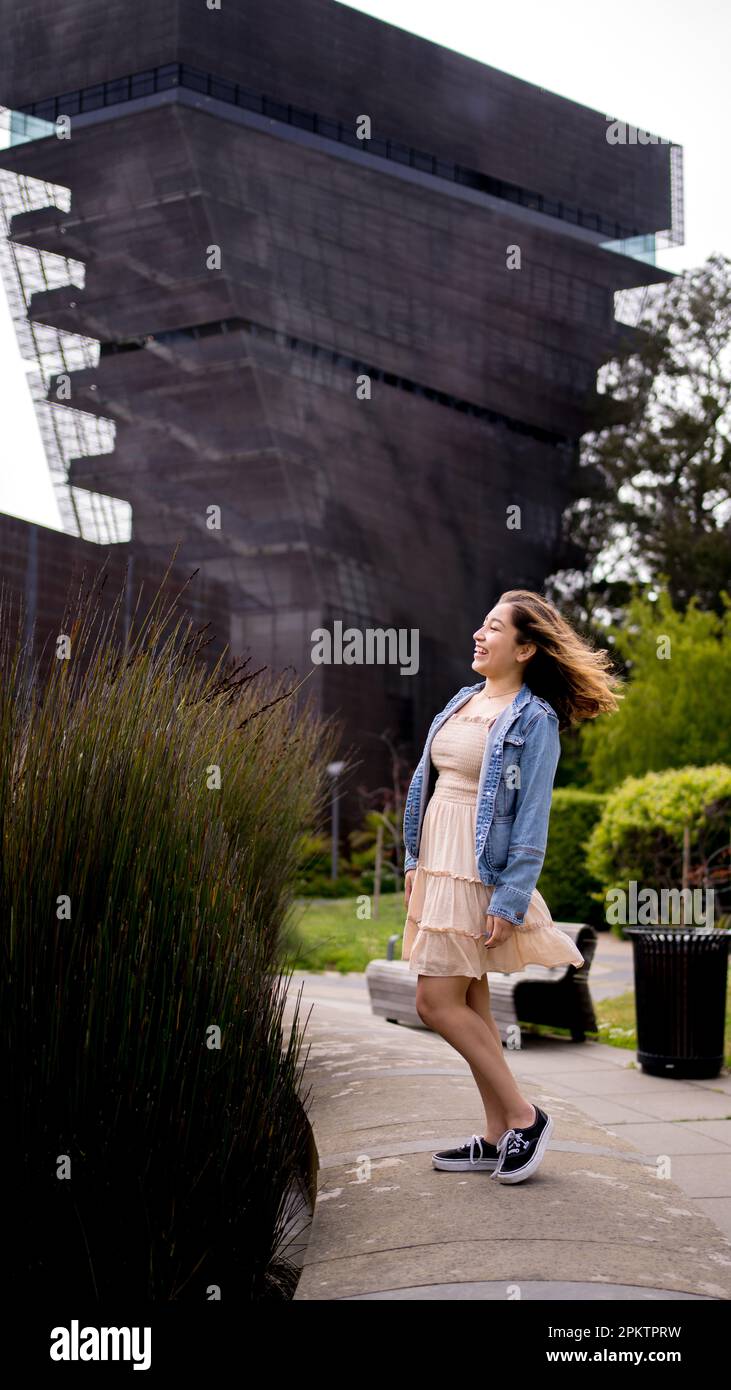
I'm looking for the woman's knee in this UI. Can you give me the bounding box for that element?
[415,983,435,1023]
[416,975,467,1023]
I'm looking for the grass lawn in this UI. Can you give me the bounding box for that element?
[283,893,408,974]
[284,894,731,1070]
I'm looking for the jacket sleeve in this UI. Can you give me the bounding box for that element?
[487,711,561,926]
[403,769,420,872]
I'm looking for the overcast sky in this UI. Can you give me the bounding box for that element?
[1,0,728,531]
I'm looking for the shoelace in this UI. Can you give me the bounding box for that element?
[462,1134,490,1163]
[496,1128,531,1159]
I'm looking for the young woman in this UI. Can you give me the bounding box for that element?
[401,589,622,1183]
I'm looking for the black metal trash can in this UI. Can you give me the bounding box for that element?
[625,927,730,1079]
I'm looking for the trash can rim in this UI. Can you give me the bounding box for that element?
[623,926,731,939]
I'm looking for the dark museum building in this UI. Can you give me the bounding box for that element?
[0,0,682,821]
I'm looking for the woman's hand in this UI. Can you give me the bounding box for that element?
[483,913,515,948]
[404,868,416,909]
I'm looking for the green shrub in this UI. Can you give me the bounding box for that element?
[296,831,332,880]
[584,764,731,936]
[540,788,607,927]
[295,872,361,897]
[347,808,403,885]
[359,870,398,894]
[1,575,339,1300]
[296,831,372,896]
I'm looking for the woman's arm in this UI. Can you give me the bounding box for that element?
[486,711,561,927]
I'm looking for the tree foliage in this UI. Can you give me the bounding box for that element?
[579,584,731,789]
[547,252,731,630]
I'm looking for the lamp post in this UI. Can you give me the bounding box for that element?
[326,761,346,881]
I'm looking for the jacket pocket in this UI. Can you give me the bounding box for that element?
[495,733,525,818]
[484,813,514,872]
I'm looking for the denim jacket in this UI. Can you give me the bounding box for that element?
[402,679,561,927]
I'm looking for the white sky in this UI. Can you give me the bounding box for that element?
[1,0,728,531]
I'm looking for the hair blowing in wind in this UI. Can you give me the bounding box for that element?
[499,590,625,732]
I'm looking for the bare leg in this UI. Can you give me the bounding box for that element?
[464,974,513,1143]
[416,973,536,1141]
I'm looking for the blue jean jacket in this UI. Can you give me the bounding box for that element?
[402,680,561,927]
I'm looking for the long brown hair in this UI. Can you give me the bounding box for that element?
[498,589,624,732]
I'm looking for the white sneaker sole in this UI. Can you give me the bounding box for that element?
[491,1114,554,1183]
[432,1154,499,1172]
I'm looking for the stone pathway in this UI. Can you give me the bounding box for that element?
[284,943,731,1300]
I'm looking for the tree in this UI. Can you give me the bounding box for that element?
[350,727,414,890]
[546,253,731,628]
[579,583,731,790]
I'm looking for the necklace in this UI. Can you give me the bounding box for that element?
[478,686,522,700]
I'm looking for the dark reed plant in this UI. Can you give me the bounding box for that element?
[1,568,343,1301]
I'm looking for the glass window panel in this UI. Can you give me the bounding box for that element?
[314,116,340,139]
[104,79,130,103]
[210,78,236,103]
[180,66,208,93]
[130,70,156,97]
[290,105,315,130]
[262,97,288,120]
[81,85,106,111]
[236,87,262,112]
[411,149,434,173]
[57,91,82,115]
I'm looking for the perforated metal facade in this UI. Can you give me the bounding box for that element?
[0,0,681,806]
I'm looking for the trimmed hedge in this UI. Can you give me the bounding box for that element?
[541,788,608,928]
[584,764,731,936]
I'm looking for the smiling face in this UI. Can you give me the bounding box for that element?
[472,602,534,683]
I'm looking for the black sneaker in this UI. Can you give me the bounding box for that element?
[491,1106,553,1183]
[432,1134,500,1172]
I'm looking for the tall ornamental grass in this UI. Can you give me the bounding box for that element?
[1,574,341,1300]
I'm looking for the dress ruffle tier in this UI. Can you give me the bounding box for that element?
[401,712,586,978]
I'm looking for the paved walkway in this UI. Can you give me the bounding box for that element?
[285,934,731,1301]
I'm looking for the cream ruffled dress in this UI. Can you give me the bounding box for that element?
[402,708,586,977]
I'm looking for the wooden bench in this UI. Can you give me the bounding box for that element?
[365,923,599,1043]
